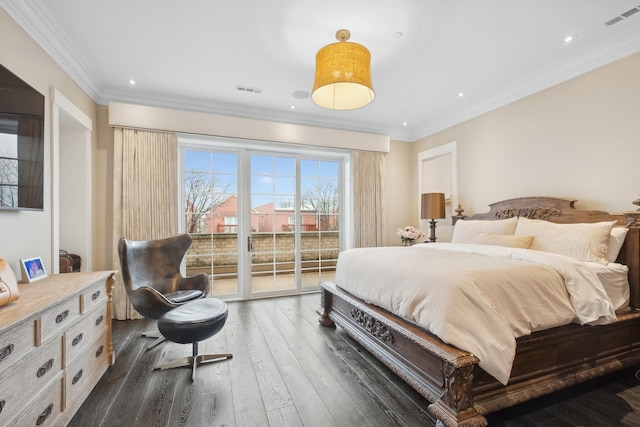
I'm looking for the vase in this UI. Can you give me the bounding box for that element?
[401,238,414,246]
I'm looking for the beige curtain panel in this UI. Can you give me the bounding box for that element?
[112,128,179,319]
[352,150,386,248]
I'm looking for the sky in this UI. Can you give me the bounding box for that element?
[184,150,339,210]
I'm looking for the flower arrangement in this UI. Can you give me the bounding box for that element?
[395,226,425,246]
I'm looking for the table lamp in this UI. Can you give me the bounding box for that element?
[421,193,446,242]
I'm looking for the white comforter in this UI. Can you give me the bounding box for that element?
[334,243,618,385]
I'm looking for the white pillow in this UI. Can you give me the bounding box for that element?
[606,227,628,263]
[514,217,615,265]
[451,217,518,244]
[473,233,534,249]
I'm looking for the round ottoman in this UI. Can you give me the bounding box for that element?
[154,298,233,380]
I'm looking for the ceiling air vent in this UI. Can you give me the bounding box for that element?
[605,6,640,26]
[605,16,624,26]
[236,85,263,94]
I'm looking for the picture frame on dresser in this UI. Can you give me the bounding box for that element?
[20,256,47,283]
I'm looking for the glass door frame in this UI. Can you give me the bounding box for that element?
[179,134,352,301]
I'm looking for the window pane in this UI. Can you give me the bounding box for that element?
[213,153,237,173]
[300,159,318,177]
[184,151,211,172]
[319,161,338,178]
[275,157,294,175]
[275,176,294,195]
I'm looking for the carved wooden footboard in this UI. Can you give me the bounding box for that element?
[319,282,485,426]
[318,197,640,427]
[320,282,640,427]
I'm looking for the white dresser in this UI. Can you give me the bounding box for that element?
[0,271,117,427]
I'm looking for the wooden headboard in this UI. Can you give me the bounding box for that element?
[462,197,640,308]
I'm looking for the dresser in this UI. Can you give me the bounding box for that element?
[0,271,117,427]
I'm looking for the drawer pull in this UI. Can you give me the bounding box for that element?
[92,290,101,300]
[95,345,104,358]
[72,333,84,347]
[37,358,54,377]
[0,399,5,414]
[36,403,53,426]
[95,315,104,326]
[55,309,70,324]
[0,343,14,362]
[72,369,84,385]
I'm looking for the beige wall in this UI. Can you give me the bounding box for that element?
[383,140,413,245]
[94,105,114,270]
[0,9,98,274]
[408,51,640,233]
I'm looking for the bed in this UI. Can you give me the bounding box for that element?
[318,197,640,427]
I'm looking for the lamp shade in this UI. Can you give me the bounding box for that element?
[421,193,446,219]
[312,30,375,110]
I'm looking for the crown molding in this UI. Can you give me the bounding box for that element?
[1,0,103,100]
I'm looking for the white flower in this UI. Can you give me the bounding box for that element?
[395,225,425,240]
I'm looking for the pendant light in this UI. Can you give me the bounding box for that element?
[312,29,375,110]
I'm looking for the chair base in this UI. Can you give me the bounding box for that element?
[141,330,167,351]
[154,342,232,381]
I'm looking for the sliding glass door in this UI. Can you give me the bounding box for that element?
[181,139,345,300]
[183,149,241,297]
[248,153,340,296]
[249,154,297,294]
[299,158,339,290]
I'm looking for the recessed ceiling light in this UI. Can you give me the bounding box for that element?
[402,122,408,126]
[394,32,403,38]
[129,79,136,85]
[564,34,577,43]
[290,105,296,109]
[457,92,465,97]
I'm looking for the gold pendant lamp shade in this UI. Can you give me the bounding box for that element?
[312,29,375,110]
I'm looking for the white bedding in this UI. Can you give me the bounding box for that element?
[587,261,630,312]
[334,243,620,385]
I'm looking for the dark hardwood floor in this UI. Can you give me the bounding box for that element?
[70,294,640,426]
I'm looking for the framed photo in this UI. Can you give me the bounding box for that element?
[20,257,48,283]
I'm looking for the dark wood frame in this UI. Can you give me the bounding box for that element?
[319,197,640,427]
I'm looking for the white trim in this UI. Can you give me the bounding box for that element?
[52,89,93,130]
[50,88,93,273]
[417,141,458,241]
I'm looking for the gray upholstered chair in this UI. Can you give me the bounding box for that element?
[117,234,209,349]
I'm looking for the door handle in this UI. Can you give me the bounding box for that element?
[247,236,253,252]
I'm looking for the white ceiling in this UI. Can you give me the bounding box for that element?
[3,0,640,141]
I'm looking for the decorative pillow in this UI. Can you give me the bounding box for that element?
[514,217,615,264]
[606,227,629,263]
[473,233,534,249]
[451,217,518,244]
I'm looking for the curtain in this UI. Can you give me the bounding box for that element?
[352,150,386,248]
[112,128,179,319]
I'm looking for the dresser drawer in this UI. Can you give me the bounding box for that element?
[0,321,36,377]
[81,282,107,314]
[40,298,81,343]
[0,337,62,425]
[10,374,63,427]
[65,302,108,364]
[65,332,109,405]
